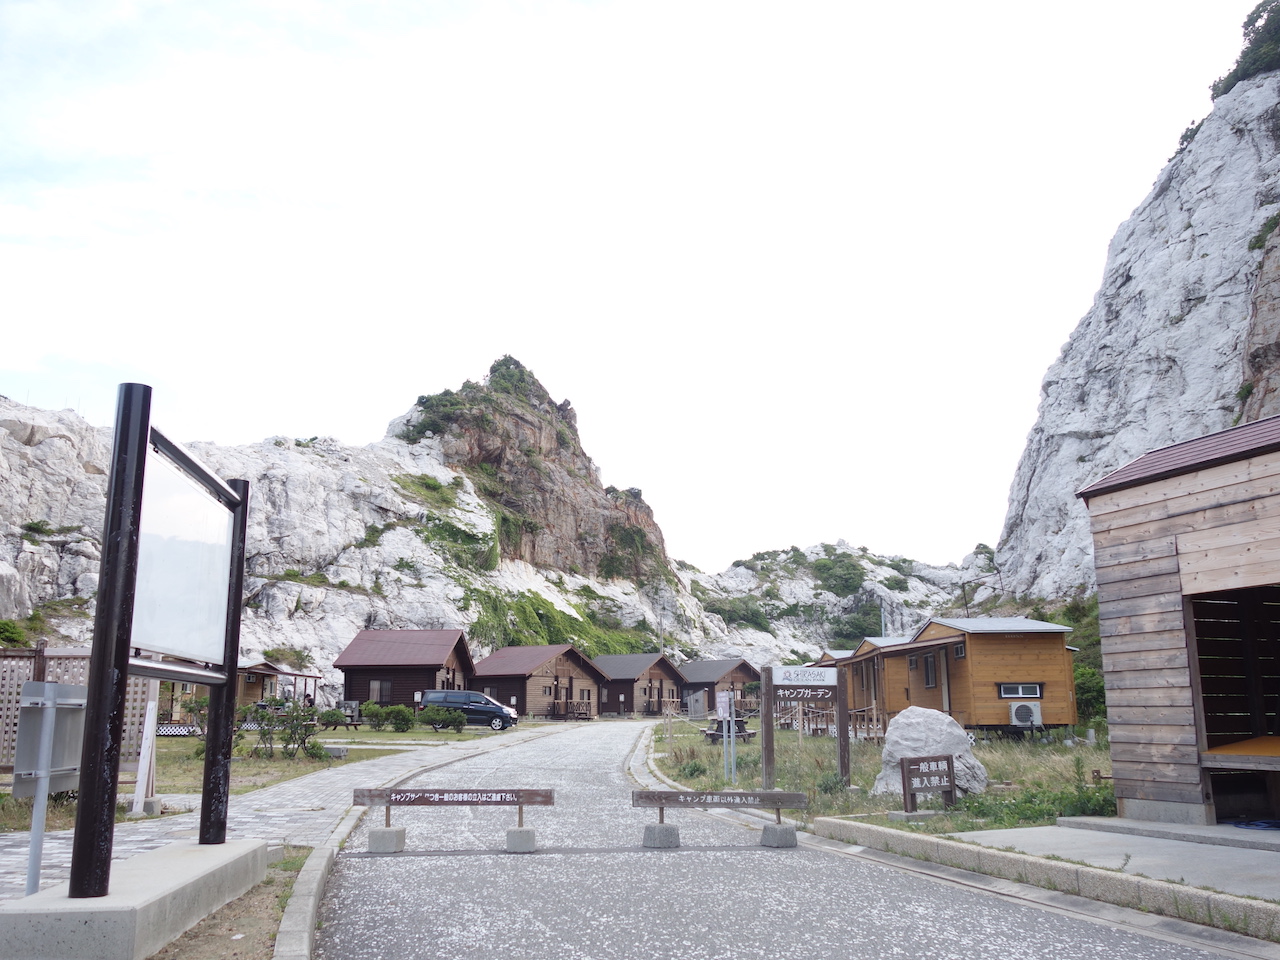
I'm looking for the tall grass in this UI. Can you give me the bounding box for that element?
[653,721,1114,829]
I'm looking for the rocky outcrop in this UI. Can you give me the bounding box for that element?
[396,357,668,581]
[870,706,988,797]
[997,71,1280,599]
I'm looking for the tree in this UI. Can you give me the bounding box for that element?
[1213,1,1280,99]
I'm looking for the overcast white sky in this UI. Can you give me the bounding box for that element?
[0,0,1263,574]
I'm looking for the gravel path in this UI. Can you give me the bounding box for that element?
[314,722,1241,960]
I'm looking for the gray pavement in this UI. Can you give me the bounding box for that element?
[315,723,1276,960]
[0,726,561,900]
[6,722,1280,958]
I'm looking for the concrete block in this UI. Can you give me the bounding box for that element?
[507,828,537,853]
[761,824,797,848]
[368,826,405,854]
[933,838,984,874]
[0,839,266,960]
[142,797,162,816]
[324,745,348,759]
[1076,865,1141,908]
[1239,897,1280,941]
[1136,877,1210,922]
[643,824,681,848]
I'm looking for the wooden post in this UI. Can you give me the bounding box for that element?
[837,666,850,785]
[761,667,775,790]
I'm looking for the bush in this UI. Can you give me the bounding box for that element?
[361,701,387,731]
[319,708,347,727]
[678,759,708,779]
[419,705,466,733]
[1213,1,1280,99]
[386,704,416,733]
[304,740,330,761]
[817,771,846,794]
[0,620,26,647]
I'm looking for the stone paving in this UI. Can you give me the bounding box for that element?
[0,726,561,900]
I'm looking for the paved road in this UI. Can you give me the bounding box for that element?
[0,732,551,900]
[314,723,1248,960]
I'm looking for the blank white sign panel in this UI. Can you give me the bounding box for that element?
[131,446,233,664]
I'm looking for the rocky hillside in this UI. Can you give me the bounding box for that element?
[1,359,972,704]
[997,66,1280,599]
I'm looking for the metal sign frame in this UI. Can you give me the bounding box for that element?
[69,383,249,898]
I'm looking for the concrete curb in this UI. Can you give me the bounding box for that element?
[272,724,573,959]
[813,817,1280,943]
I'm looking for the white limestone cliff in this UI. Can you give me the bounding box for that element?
[997,71,1280,599]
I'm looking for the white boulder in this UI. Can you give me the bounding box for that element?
[870,706,987,797]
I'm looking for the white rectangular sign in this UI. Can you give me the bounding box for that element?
[131,445,234,664]
[775,666,836,686]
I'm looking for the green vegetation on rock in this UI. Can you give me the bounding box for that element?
[463,588,659,657]
[1213,0,1280,99]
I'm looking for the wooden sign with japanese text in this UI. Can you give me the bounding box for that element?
[899,754,956,812]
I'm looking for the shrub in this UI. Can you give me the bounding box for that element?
[361,701,388,731]
[278,701,318,758]
[420,705,466,733]
[0,620,26,647]
[319,708,347,727]
[678,759,708,779]
[386,704,416,733]
[817,771,846,794]
[304,740,330,760]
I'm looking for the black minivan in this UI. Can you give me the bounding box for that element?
[420,690,519,730]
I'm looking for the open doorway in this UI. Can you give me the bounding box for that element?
[1191,586,1280,820]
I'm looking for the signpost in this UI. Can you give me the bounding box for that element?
[761,665,849,790]
[69,383,250,898]
[899,754,956,812]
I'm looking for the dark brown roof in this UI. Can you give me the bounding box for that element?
[592,653,684,681]
[679,658,761,684]
[472,644,608,683]
[333,630,472,671]
[1078,415,1280,500]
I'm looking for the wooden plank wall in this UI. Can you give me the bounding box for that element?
[1085,451,1280,809]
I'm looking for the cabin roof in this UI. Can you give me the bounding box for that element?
[591,653,682,681]
[1077,414,1280,500]
[471,643,609,682]
[913,617,1072,640]
[680,658,759,684]
[333,629,471,671]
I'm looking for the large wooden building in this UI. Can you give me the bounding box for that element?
[839,618,1076,734]
[472,644,608,719]
[1080,415,1280,824]
[592,653,685,715]
[333,630,474,708]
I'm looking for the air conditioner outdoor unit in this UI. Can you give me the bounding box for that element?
[1009,701,1042,727]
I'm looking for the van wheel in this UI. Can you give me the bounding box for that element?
[431,723,443,731]
[490,717,505,731]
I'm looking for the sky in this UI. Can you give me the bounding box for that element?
[0,0,1265,574]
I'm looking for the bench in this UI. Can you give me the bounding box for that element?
[352,787,555,853]
[632,789,808,848]
[321,718,361,731]
[703,728,758,744]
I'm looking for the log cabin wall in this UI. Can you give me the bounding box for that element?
[1083,449,1280,824]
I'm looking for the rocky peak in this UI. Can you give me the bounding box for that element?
[396,357,669,581]
[996,69,1280,598]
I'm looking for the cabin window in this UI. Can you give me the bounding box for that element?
[601,689,608,702]
[923,653,938,689]
[907,655,918,670]
[999,683,1042,698]
[483,687,497,698]
[246,674,259,684]
[954,642,966,660]
[543,686,552,697]
[368,679,392,702]
[579,689,591,701]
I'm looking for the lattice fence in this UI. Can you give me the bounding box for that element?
[0,647,147,772]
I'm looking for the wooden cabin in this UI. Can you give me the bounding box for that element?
[592,653,686,716]
[333,629,474,708]
[840,619,1076,735]
[1079,414,1280,825]
[680,659,761,718]
[471,644,608,719]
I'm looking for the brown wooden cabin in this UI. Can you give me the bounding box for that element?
[333,629,474,709]
[1079,414,1280,825]
[471,644,608,719]
[839,619,1076,735]
[680,659,761,718]
[592,653,685,715]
